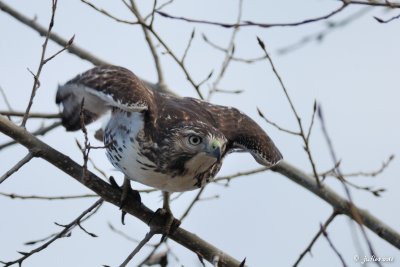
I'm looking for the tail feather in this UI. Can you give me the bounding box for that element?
[56,84,108,131]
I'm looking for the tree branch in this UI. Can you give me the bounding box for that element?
[272,161,400,249]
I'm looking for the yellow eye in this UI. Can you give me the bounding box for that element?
[188,135,202,145]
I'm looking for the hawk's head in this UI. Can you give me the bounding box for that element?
[160,122,227,176]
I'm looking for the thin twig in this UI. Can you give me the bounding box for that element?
[0,111,60,119]
[0,198,103,266]
[257,108,299,135]
[156,3,348,28]
[181,28,196,64]
[0,153,34,184]
[0,85,13,112]
[119,231,155,267]
[306,100,317,143]
[344,155,395,178]
[21,0,60,127]
[108,222,156,246]
[320,223,348,267]
[214,167,268,183]
[120,0,205,99]
[128,0,165,86]
[23,201,102,247]
[317,105,382,267]
[293,211,339,267]
[179,187,206,221]
[202,33,268,64]
[207,0,243,100]
[277,6,371,55]
[375,12,400,23]
[344,0,400,8]
[258,38,321,186]
[0,192,97,200]
[0,1,109,66]
[81,0,138,25]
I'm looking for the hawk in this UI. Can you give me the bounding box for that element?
[56,65,282,209]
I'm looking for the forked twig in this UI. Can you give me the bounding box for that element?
[0,198,103,266]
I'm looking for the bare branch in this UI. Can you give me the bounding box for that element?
[128,0,165,86]
[344,155,395,178]
[0,198,103,266]
[80,0,138,25]
[272,161,400,250]
[321,223,348,267]
[108,222,156,246]
[214,167,268,183]
[0,153,34,184]
[0,1,109,66]
[0,1,183,95]
[119,231,155,267]
[293,211,339,267]
[0,85,13,112]
[156,3,348,28]
[0,121,61,151]
[202,34,267,64]
[207,0,243,100]
[181,28,196,64]
[21,0,60,128]
[258,38,321,186]
[317,105,382,267]
[179,187,206,221]
[345,0,400,8]
[374,13,400,23]
[0,192,97,200]
[0,111,60,119]
[257,107,299,135]
[277,7,371,55]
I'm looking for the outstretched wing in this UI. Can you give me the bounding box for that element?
[56,65,153,131]
[188,99,282,167]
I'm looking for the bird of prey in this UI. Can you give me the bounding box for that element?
[56,65,282,212]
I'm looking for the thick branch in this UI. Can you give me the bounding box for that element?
[272,162,400,249]
[0,115,241,267]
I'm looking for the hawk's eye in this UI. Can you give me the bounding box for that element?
[188,135,202,146]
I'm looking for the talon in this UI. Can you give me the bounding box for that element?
[109,176,120,190]
[109,176,142,225]
[148,208,181,240]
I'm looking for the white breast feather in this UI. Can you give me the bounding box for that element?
[105,112,201,192]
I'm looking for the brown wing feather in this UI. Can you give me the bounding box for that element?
[56,65,153,131]
[186,98,282,167]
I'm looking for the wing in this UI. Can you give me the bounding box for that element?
[56,65,153,131]
[190,99,282,167]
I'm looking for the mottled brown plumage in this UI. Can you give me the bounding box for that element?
[56,65,282,192]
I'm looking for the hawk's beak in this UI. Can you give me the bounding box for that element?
[208,140,222,162]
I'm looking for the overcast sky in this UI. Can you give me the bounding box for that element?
[1,1,399,266]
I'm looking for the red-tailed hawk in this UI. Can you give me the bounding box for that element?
[56,65,282,193]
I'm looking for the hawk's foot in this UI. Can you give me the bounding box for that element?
[148,208,181,242]
[109,176,141,225]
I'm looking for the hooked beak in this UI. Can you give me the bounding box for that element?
[207,140,222,162]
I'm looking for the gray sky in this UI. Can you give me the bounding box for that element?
[0,1,399,266]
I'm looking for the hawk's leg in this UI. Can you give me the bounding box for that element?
[109,176,141,225]
[162,191,171,214]
[148,191,181,241]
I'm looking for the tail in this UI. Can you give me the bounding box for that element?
[56,83,109,131]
